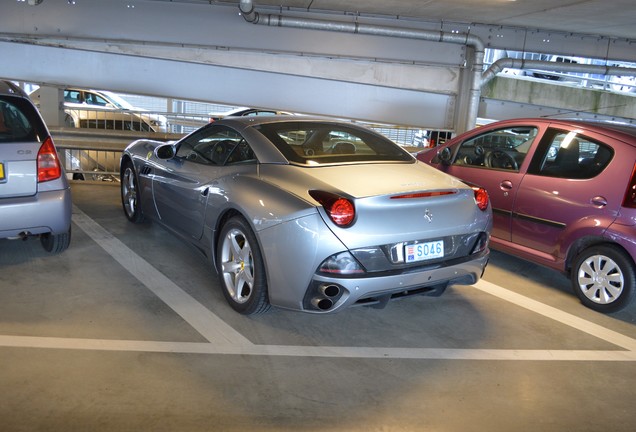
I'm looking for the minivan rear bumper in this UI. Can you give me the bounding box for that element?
[0,187,72,238]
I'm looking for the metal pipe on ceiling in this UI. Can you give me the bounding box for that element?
[238,0,484,134]
[482,58,636,86]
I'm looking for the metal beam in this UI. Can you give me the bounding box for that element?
[0,41,455,128]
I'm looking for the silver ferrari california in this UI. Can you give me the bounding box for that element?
[120,117,492,315]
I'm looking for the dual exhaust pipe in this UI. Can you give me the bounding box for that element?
[310,284,342,311]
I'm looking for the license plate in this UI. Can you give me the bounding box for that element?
[0,162,4,181]
[405,240,444,263]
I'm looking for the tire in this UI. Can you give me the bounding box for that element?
[121,161,145,223]
[571,245,636,313]
[64,114,75,128]
[41,227,71,253]
[216,217,270,315]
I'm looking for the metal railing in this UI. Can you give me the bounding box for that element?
[52,128,183,182]
[62,107,210,134]
[52,123,447,182]
[60,146,122,182]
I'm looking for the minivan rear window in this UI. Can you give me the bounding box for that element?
[0,98,41,143]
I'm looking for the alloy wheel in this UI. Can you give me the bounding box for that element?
[220,228,255,304]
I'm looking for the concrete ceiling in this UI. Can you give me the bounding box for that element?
[213,0,636,41]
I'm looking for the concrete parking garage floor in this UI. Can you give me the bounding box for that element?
[1,182,635,432]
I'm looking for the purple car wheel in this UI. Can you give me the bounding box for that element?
[217,217,270,315]
[572,245,636,313]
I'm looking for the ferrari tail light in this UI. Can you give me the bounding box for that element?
[37,137,62,182]
[622,162,636,208]
[309,190,355,227]
[472,186,489,211]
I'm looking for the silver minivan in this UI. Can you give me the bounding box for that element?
[0,81,71,253]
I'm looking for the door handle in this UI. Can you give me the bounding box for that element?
[591,196,607,207]
[201,187,209,197]
[500,180,513,190]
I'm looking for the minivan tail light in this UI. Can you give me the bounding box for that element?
[622,162,636,208]
[37,137,62,182]
[309,190,355,227]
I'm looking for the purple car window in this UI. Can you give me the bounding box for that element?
[536,131,613,179]
[451,126,537,172]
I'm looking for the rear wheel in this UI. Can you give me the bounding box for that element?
[64,114,75,128]
[571,245,636,313]
[121,161,145,223]
[216,217,270,315]
[41,227,71,253]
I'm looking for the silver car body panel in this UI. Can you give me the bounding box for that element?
[259,163,486,249]
[0,188,72,237]
[0,143,38,198]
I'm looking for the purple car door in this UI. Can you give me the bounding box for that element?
[439,125,539,242]
[510,127,617,263]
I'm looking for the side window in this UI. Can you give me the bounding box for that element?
[175,126,255,165]
[452,126,538,172]
[84,92,109,107]
[64,90,82,103]
[534,130,613,179]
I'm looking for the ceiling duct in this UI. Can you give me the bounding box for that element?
[238,0,485,134]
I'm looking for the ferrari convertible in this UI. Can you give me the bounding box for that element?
[120,117,492,314]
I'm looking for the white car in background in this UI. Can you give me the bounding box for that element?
[30,87,168,133]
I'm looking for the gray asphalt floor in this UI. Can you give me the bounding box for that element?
[1,182,635,432]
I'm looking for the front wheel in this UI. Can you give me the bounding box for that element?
[216,217,270,315]
[121,161,145,223]
[571,245,636,313]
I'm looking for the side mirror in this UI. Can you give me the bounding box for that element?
[438,147,452,165]
[155,143,176,160]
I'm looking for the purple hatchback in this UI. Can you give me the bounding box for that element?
[417,118,636,313]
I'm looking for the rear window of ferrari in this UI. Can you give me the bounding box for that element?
[256,122,413,165]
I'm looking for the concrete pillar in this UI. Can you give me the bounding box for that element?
[36,86,65,127]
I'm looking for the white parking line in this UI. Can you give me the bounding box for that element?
[71,206,253,347]
[0,334,635,361]
[0,207,634,361]
[473,280,636,352]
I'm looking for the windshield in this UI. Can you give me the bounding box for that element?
[256,122,413,165]
[100,92,134,110]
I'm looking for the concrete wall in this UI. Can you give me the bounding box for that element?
[481,76,636,122]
